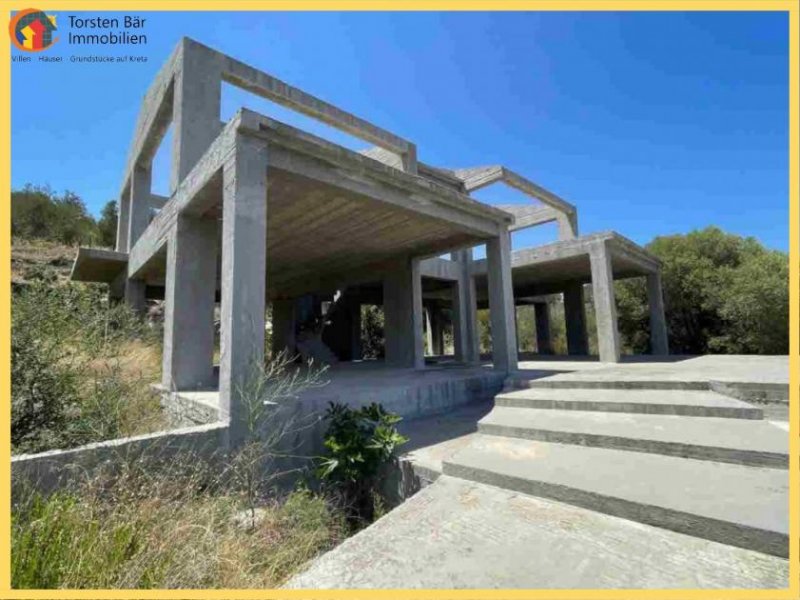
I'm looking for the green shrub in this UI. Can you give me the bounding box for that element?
[317,402,408,525]
[12,185,100,246]
[11,282,163,454]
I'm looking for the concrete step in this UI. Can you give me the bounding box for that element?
[507,377,709,391]
[496,387,763,420]
[478,407,787,468]
[286,476,789,589]
[443,434,788,557]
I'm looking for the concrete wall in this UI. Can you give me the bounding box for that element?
[12,422,229,498]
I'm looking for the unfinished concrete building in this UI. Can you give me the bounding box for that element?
[71,38,669,440]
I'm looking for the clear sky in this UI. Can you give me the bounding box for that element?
[11,11,789,251]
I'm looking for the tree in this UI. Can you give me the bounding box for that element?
[11,185,99,246]
[616,226,788,355]
[97,200,118,248]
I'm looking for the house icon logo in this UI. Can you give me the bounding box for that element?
[9,8,58,52]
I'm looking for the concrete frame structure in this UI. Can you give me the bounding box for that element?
[71,38,668,442]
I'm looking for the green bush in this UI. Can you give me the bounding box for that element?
[12,185,101,246]
[616,226,788,355]
[317,402,408,526]
[11,282,163,454]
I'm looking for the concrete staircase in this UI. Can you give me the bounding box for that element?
[442,379,789,558]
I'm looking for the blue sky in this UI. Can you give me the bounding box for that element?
[11,11,789,251]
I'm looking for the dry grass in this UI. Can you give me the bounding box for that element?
[11,238,76,286]
[12,461,347,589]
[80,339,167,438]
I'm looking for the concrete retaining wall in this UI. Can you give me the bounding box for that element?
[12,422,229,498]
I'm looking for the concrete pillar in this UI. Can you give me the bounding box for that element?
[322,294,362,361]
[219,135,268,444]
[348,300,362,360]
[115,184,130,253]
[383,258,425,369]
[171,39,222,194]
[451,249,480,364]
[108,270,145,315]
[162,215,219,391]
[563,282,589,355]
[534,302,553,355]
[486,232,518,372]
[647,272,670,355]
[124,279,147,314]
[431,308,445,356]
[590,241,621,362]
[271,298,296,359]
[127,165,152,249]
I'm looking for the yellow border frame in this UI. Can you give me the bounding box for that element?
[1,2,797,598]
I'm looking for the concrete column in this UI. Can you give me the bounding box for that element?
[127,165,153,249]
[348,300,362,360]
[171,39,222,193]
[534,302,553,355]
[431,308,445,356]
[383,258,425,369]
[162,215,219,391]
[322,294,362,361]
[451,249,480,364]
[124,279,147,314]
[590,241,621,363]
[647,272,670,355]
[486,232,518,372]
[563,282,589,355]
[115,185,130,253]
[271,298,297,359]
[219,135,268,444]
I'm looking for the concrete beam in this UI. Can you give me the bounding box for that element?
[487,232,518,372]
[256,124,510,238]
[494,204,563,233]
[220,50,416,172]
[420,256,462,281]
[453,165,577,218]
[219,134,269,445]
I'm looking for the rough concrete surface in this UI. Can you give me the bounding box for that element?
[444,434,788,557]
[286,476,788,589]
[496,387,764,419]
[479,406,788,467]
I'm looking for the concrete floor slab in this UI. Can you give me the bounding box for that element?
[515,355,788,386]
[285,476,789,589]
